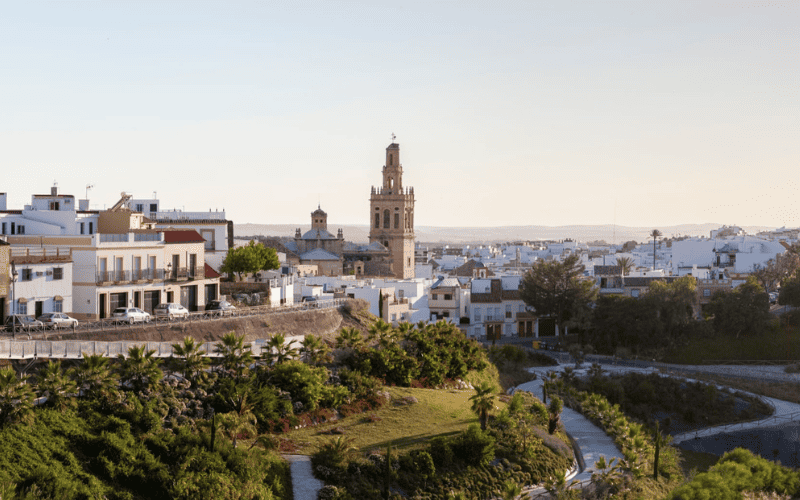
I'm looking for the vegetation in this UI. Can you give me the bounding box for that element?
[707,277,771,338]
[520,253,597,337]
[220,240,280,281]
[668,448,800,500]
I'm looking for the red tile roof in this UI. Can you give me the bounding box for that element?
[204,263,221,278]
[163,230,205,244]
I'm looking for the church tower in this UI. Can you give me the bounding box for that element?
[369,142,415,278]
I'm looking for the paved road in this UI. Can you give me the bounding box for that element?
[283,455,325,500]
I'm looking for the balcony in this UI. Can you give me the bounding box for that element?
[131,268,163,282]
[166,266,205,281]
[96,270,131,285]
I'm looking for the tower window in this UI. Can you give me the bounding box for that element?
[383,209,390,228]
[374,213,380,228]
[394,212,400,229]
[389,154,393,166]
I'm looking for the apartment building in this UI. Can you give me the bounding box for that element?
[468,276,534,339]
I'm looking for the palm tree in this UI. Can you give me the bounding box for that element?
[215,332,253,381]
[367,318,394,343]
[615,256,634,276]
[217,406,257,449]
[266,333,299,366]
[501,479,522,500]
[0,367,34,427]
[116,345,163,394]
[650,229,662,270]
[335,326,365,350]
[172,337,210,387]
[37,360,78,411]
[300,335,332,366]
[469,382,496,431]
[69,354,119,403]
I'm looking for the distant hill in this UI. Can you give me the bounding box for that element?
[235,223,775,245]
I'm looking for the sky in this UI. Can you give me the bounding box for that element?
[1,1,797,229]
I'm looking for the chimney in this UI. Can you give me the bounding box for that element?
[79,199,89,211]
[51,186,58,196]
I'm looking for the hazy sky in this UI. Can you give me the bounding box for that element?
[1,1,797,229]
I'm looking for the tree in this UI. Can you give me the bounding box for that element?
[214,332,253,380]
[707,277,771,338]
[615,256,634,276]
[37,360,78,412]
[650,229,662,270]
[469,382,496,431]
[220,240,280,281]
[520,254,597,336]
[752,251,800,292]
[265,333,299,366]
[69,354,119,403]
[217,406,257,449]
[0,367,34,427]
[171,337,210,387]
[548,396,563,435]
[116,345,163,394]
[778,273,800,308]
[300,335,332,366]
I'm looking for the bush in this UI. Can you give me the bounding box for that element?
[452,424,496,467]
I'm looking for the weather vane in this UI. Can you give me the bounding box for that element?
[391,133,396,143]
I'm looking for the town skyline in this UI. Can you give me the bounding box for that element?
[2,2,797,228]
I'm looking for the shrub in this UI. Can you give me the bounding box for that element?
[452,424,496,467]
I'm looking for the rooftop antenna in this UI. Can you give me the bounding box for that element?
[85,184,94,199]
[153,191,157,199]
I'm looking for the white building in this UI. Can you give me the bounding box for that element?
[9,252,73,318]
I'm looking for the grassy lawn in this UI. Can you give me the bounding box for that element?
[678,448,724,476]
[285,385,507,455]
[664,326,800,364]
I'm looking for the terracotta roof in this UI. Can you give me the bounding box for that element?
[11,255,72,264]
[204,263,220,278]
[163,230,205,244]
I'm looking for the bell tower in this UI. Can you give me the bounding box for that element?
[369,141,415,278]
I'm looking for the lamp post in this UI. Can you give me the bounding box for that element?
[166,262,172,281]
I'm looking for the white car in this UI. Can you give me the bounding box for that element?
[153,303,190,320]
[37,312,79,329]
[111,307,151,324]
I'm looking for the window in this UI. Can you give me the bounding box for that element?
[398,289,404,298]
[383,209,390,228]
[10,222,15,234]
[703,289,711,297]
[135,204,144,212]
[519,304,525,313]
[1,222,5,234]
[394,210,400,229]
[473,308,481,321]
[53,268,63,280]
[150,203,157,212]
[89,222,93,234]
[18,301,27,315]
[431,293,438,300]
[54,299,63,312]
[444,294,452,300]
[374,213,380,228]
[17,225,24,234]
[49,201,60,210]
[506,304,512,318]
[21,269,33,281]
[442,311,450,318]
[80,222,85,234]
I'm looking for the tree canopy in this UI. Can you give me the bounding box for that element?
[707,276,771,338]
[520,254,596,336]
[220,240,280,280]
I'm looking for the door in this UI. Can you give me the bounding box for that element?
[35,301,43,318]
[144,290,160,314]
[0,298,5,321]
[99,293,107,319]
[110,292,127,312]
[205,283,217,303]
[134,291,141,308]
[181,285,197,311]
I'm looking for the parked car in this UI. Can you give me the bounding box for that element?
[4,315,44,332]
[154,303,190,320]
[37,312,79,329]
[206,300,236,316]
[111,307,151,324]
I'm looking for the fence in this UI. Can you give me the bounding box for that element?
[0,299,346,353]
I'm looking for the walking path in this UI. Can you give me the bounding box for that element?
[283,455,324,500]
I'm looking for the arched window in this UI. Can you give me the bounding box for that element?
[374,213,380,228]
[394,208,400,229]
[383,209,390,228]
[389,177,394,190]
[389,154,393,166]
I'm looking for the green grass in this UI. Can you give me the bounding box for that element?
[664,326,800,364]
[285,385,507,455]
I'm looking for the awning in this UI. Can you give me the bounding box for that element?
[54,295,63,301]
[17,297,27,304]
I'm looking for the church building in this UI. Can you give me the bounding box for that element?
[369,142,415,279]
